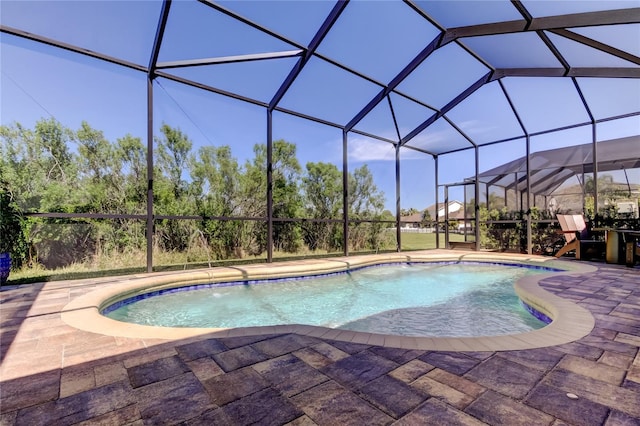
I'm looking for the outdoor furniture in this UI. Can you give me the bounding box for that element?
[613,229,640,267]
[554,214,605,260]
[621,230,640,267]
[593,228,640,267]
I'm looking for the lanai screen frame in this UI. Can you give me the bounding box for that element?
[2,0,639,271]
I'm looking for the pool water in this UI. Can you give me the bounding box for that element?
[105,263,550,337]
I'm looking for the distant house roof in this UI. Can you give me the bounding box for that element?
[424,201,467,222]
[399,212,423,223]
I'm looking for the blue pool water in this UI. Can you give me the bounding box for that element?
[105,262,554,337]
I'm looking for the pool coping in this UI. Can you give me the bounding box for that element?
[60,251,597,351]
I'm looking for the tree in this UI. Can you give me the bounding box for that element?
[0,119,104,268]
[421,209,432,227]
[584,174,631,219]
[0,119,399,271]
[156,123,192,199]
[75,121,122,213]
[76,122,115,182]
[1,119,80,213]
[115,134,147,208]
[347,165,388,251]
[0,123,30,208]
[348,164,385,218]
[301,162,342,251]
[0,175,28,270]
[271,140,304,252]
[154,124,196,252]
[191,145,248,258]
[34,118,75,184]
[400,207,419,216]
[245,140,303,253]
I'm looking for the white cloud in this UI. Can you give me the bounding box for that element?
[456,119,500,136]
[337,116,506,163]
[399,147,430,160]
[407,129,447,149]
[348,137,396,162]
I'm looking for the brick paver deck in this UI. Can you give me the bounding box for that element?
[1,254,639,425]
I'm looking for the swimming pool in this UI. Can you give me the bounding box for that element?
[104,262,558,337]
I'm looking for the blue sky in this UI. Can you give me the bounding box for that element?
[2,0,639,213]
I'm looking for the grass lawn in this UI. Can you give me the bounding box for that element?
[400,232,469,250]
[6,233,475,285]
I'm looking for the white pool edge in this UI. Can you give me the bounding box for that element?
[61,251,597,351]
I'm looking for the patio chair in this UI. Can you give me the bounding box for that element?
[554,214,605,260]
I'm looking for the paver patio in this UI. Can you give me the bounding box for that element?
[1,253,639,425]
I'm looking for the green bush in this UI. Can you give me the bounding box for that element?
[0,180,28,270]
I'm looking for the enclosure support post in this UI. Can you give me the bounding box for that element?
[475,146,480,251]
[514,174,519,212]
[572,78,597,223]
[435,156,439,249]
[266,110,273,263]
[592,124,598,222]
[486,184,490,211]
[146,0,170,273]
[146,77,154,273]
[342,130,349,257]
[444,185,449,249]
[581,170,586,216]
[395,144,401,252]
[526,135,532,255]
[464,183,468,242]
[504,187,508,210]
